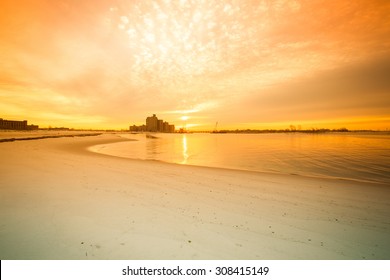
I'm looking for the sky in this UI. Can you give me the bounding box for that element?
[1,0,389,130]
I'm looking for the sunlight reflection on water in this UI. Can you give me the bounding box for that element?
[101,132,390,184]
[181,134,189,164]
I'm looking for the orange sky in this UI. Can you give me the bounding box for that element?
[0,0,389,130]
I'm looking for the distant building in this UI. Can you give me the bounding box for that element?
[0,118,39,130]
[130,124,144,132]
[168,124,175,133]
[157,119,164,132]
[163,121,169,133]
[146,114,158,132]
[29,124,39,130]
[130,114,175,133]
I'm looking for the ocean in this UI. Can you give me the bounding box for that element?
[90,132,390,184]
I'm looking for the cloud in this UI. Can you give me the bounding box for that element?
[0,0,390,129]
[233,55,390,123]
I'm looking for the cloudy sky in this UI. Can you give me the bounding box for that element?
[1,0,389,130]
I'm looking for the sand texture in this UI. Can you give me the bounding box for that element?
[0,133,389,259]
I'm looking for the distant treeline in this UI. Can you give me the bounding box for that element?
[212,128,354,134]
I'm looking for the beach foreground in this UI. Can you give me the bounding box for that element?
[0,133,389,259]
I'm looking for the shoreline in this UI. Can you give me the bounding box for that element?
[1,133,389,259]
[2,131,388,187]
[0,132,102,143]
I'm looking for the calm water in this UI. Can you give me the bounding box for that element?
[92,132,390,184]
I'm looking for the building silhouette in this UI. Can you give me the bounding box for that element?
[146,114,159,132]
[130,114,175,133]
[0,118,39,130]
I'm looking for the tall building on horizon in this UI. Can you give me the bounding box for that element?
[146,114,158,132]
[130,114,175,133]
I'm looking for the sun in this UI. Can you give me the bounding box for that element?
[181,116,189,121]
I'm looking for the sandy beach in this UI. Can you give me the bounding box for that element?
[0,132,389,260]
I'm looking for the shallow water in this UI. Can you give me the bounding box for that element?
[92,132,390,184]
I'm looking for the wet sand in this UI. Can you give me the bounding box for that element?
[0,132,389,259]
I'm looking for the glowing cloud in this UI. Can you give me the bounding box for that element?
[0,0,389,129]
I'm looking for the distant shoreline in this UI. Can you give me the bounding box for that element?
[210,129,390,134]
